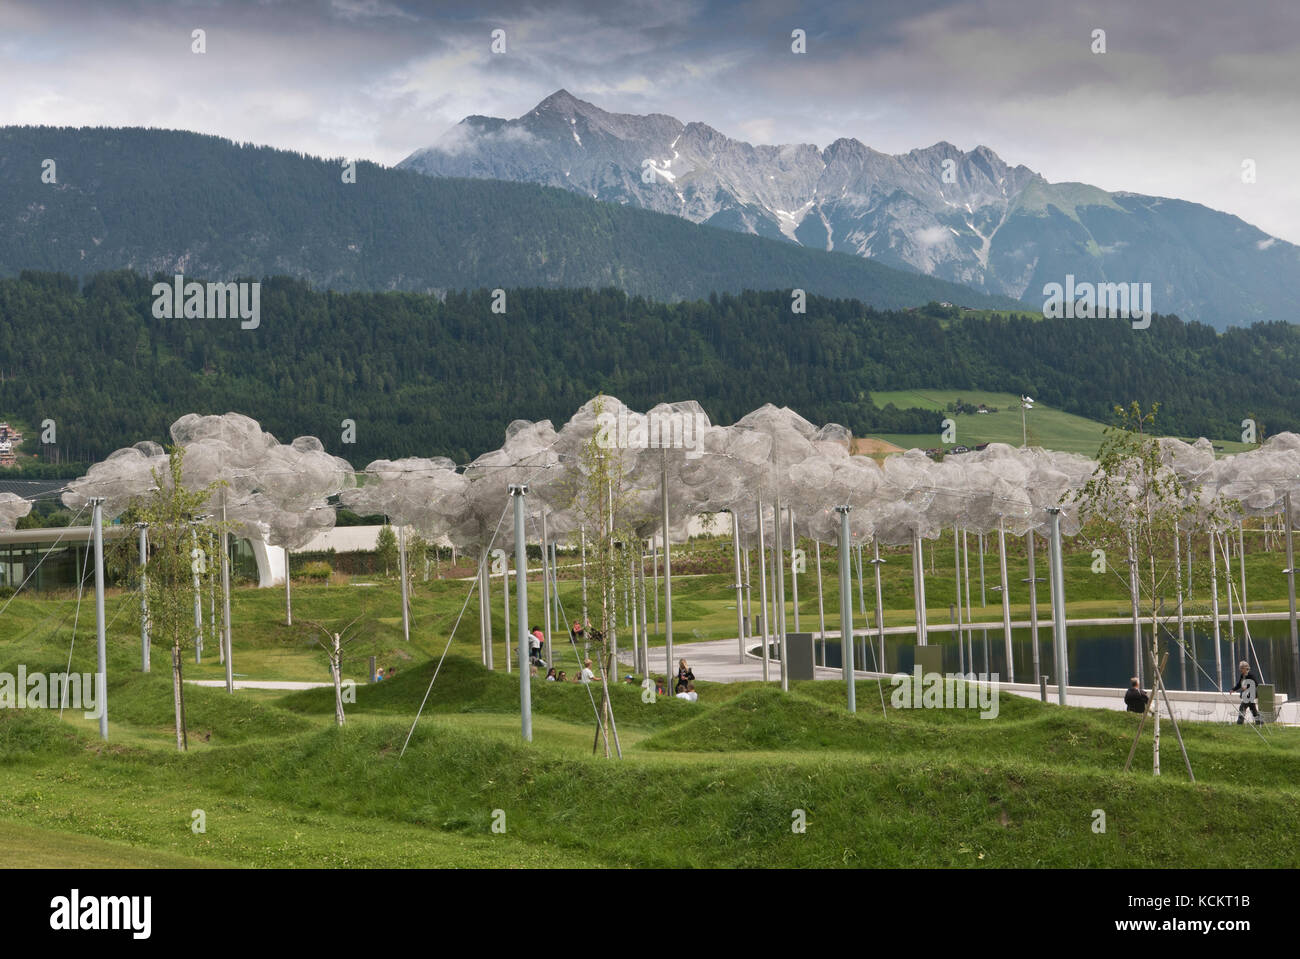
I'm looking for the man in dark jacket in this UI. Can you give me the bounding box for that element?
[1232,660,1263,725]
[1124,678,1149,714]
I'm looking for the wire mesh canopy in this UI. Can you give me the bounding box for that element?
[44,403,1300,546]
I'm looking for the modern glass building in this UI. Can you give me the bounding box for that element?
[0,525,272,593]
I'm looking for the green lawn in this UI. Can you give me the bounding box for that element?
[2,665,1299,868]
[4,531,1299,868]
[0,819,226,868]
[870,388,1251,457]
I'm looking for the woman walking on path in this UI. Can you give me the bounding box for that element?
[1232,660,1263,725]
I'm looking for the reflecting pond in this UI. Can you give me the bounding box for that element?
[808,620,1300,697]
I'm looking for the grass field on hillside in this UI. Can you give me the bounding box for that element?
[869,389,1252,457]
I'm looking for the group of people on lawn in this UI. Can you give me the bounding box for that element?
[523,620,699,700]
[373,620,702,697]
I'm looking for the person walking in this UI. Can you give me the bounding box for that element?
[1232,660,1263,725]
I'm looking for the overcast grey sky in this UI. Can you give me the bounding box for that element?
[3,0,1297,242]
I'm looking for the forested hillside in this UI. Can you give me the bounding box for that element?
[0,271,1294,466]
[0,127,1019,311]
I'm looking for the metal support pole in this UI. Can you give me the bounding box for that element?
[1285,494,1300,693]
[138,525,150,672]
[503,548,511,674]
[910,538,920,647]
[478,555,487,666]
[1026,531,1040,683]
[639,545,650,676]
[790,509,800,633]
[221,498,233,695]
[913,533,928,646]
[1128,535,1142,685]
[607,479,618,669]
[768,507,779,667]
[978,532,987,607]
[1209,530,1223,690]
[955,527,965,674]
[629,550,640,676]
[398,525,410,642]
[285,545,292,627]
[484,558,494,670]
[1221,531,1237,666]
[962,528,973,667]
[1239,523,1248,626]
[209,530,217,663]
[652,540,659,642]
[756,500,770,683]
[872,540,886,670]
[510,485,531,741]
[856,541,867,617]
[661,455,673,686]
[479,558,487,667]
[91,499,108,740]
[815,539,826,667]
[581,525,589,627]
[744,547,753,653]
[775,500,789,691]
[998,520,1013,682]
[192,526,203,664]
[552,543,561,654]
[1188,531,1199,692]
[541,511,553,668]
[1174,522,1186,689]
[732,510,747,665]
[837,506,855,713]
[1048,509,1068,705]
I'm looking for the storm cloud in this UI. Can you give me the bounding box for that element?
[2,0,1296,241]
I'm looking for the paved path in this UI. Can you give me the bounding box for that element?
[619,634,1295,725]
[187,680,332,690]
[188,642,1293,726]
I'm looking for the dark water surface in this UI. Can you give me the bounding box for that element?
[810,620,1299,696]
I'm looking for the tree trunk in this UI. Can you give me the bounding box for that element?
[172,643,188,752]
[1152,667,1161,776]
[332,633,345,726]
[1150,555,1160,776]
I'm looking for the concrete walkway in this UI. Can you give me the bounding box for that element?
[619,634,1295,725]
[187,679,332,690]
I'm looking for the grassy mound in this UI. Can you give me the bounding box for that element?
[275,654,721,731]
[4,676,1300,866]
[110,672,314,744]
[172,717,1300,867]
[641,686,888,751]
[0,708,83,763]
[641,681,1300,792]
[641,681,1042,752]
